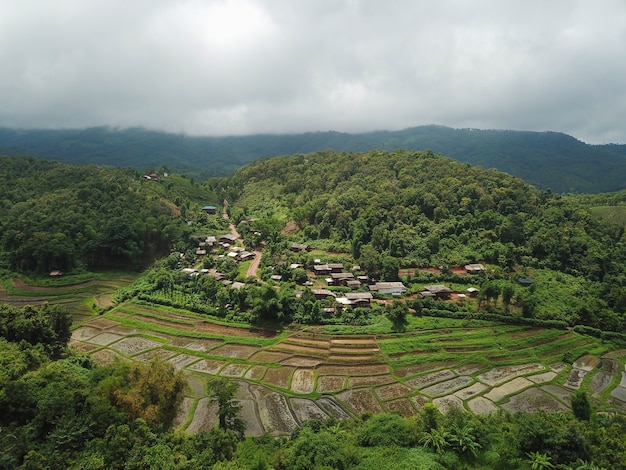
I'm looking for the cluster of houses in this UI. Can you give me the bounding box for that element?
[181,237,484,309]
[192,234,255,262]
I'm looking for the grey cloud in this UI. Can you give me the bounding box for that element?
[0,0,625,143]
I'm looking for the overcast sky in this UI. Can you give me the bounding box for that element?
[1,0,625,143]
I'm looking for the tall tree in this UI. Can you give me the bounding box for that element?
[207,378,245,438]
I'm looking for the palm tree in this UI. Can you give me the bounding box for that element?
[526,451,555,470]
[449,424,482,457]
[419,427,450,454]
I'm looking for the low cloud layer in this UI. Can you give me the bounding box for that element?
[1,0,625,143]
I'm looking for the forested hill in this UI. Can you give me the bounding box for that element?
[1,125,625,193]
[0,156,221,273]
[216,149,626,326]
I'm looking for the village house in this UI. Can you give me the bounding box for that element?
[336,292,373,308]
[467,287,480,297]
[290,243,312,252]
[328,272,355,286]
[464,263,485,274]
[311,289,336,300]
[313,264,333,276]
[369,282,407,295]
[219,234,238,245]
[238,251,255,261]
[328,263,344,273]
[201,205,217,214]
[420,284,454,299]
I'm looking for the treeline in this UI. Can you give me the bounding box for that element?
[0,156,217,273]
[2,125,626,192]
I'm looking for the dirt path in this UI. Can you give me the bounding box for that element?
[223,199,263,279]
[247,251,263,278]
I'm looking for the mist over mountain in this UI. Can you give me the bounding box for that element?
[1,125,624,193]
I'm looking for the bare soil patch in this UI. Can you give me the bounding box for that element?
[589,372,614,395]
[281,356,323,367]
[421,376,474,397]
[169,354,200,370]
[454,382,489,400]
[245,365,267,380]
[72,327,101,341]
[527,371,557,384]
[406,370,456,389]
[285,335,331,347]
[328,354,379,362]
[109,326,143,336]
[317,364,389,376]
[239,399,265,437]
[188,359,227,375]
[91,349,124,364]
[89,318,121,329]
[540,384,573,404]
[604,349,626,359]
[194,321,278,338]
[272,343,328,357]
[467,397,498,414]
[484,377,533,403]
[564,368,588,389]
[316,397,351,419]
[110,337,163,356]
[133,349,175,362]
[599,358,620,374]
[250,384,299,435]
[211,343,260,359]
[170,337,224,351]
[330,337,378,346]
[290,370,315,394]
[384,398,416,416]
[220,364,249,377]
[394,361,458,378]
[316,376,346,393]
[454,363,487,375]
[69,341,100,353]
[478,363,544,387]
[173,397,194,430]
[336,388,383,415]
[289,398,330,424]
[611,385,626,403]
[330,346,379,354]
[410,395,430,410]
[186,398,218,434]
[375,382,413,401]
[249,351,292,363]
[263,366,295,389]
[502,388,569,413]
[432,395,464,414]
[348,375,395,388]
[573,354,601,371]
[95,294,114,308]
[88,332,124,346]
[187,376,206,397]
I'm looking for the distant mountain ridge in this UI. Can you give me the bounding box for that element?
[1,125,624,193]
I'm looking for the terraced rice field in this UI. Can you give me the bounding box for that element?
[65,300,626,436]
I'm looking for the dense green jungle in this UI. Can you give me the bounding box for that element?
[1,149,626,469]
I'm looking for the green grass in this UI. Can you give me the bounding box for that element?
[589,205,626,225]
